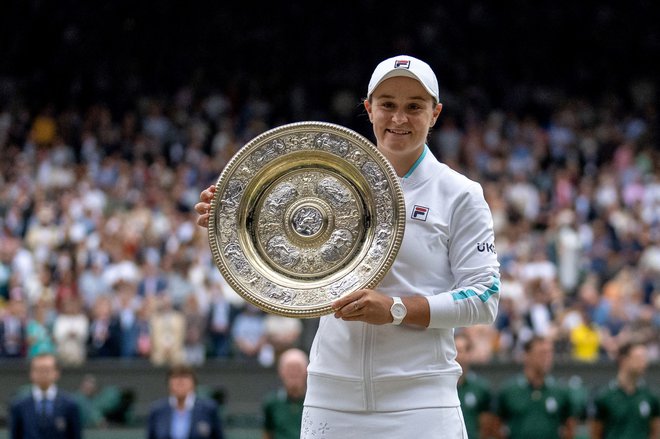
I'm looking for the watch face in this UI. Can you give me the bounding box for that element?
[392,303,406,318]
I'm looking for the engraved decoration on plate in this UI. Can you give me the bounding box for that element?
[208,121,405,318]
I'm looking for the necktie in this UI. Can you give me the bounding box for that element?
[39,399,53,418]
[38,399,50,429]
[44,399,52,417]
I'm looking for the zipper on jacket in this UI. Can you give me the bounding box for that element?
[362,323,375,410]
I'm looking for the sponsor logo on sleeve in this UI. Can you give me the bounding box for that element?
[476,242,496,254]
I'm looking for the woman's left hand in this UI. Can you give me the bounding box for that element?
[194,185,216,228]
[332,289,394,325]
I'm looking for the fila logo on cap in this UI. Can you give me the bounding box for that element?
[394,59,410,69]
[411,205,429,221]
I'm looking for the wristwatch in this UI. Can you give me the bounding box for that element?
[390,297,407,325]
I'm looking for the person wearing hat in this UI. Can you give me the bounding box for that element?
[195,55,500,438]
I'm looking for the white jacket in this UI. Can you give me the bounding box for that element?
[305,146,500,412]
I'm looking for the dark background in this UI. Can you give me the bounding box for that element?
[1,1,659,134]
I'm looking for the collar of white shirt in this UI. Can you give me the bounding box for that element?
[169,394,196,411]
[32,385,57,402]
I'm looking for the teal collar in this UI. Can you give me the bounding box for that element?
[402,145,428,179]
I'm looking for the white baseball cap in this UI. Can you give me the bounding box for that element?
[367,55,439,101]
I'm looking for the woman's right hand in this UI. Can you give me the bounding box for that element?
[194,185,216,228]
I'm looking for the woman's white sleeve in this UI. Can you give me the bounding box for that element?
[426,188,500,329]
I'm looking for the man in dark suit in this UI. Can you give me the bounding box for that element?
[0,297,27,358]
[147,365,224,439]
[9,353,82,439]
[86,295,121,358]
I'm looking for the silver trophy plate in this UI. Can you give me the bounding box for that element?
[208,121,405,318]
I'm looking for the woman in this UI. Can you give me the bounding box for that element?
[26,299,56,358]
[196,55,500,438]
[52,296,89,366]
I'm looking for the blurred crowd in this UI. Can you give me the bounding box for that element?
[0,75,659,368]
[444,90,660,365]
[0,92,306,367]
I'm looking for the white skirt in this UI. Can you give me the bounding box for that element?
[301,406,467,439]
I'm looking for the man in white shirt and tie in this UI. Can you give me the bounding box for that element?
[9,353,82,439]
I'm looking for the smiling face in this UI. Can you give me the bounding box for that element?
[364,76,442,174]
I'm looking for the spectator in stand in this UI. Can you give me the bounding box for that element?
[519,278,560,347]
[87,295,121,358]
[26,299,56,358]
[505,171,541,224]
[52,297,89,367]
[137,259,168,298]
[164,255,195,308]
[0,297,27,358]
[182,294,207,366]
[590,341,660,439]
[493,295,519,360]
[230,303,266,361]
[0,241,13,302]
[113,279,142,357]
[207,279,232,359]
[29,106,57,147]
[262,315,303,366]
[23,205,62,267]
[461,323,499,365]
[150,294,186,366]
[77,255,111,311]
[53,265,79,314]
[586,218,618,281]
[593,268,638,361]
[567,304,602,363]
[114,299,132,357]
[24,265,57,309]
[551,209,582,296]
[139,297,156,358]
